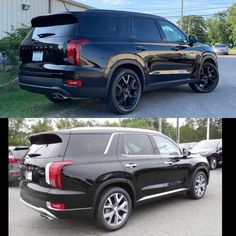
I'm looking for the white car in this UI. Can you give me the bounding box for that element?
[213,43,228,55]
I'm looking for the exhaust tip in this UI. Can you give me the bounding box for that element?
[51,92,68,100]
[40,213,55,220]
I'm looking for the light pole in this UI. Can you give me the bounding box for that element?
[176,118,180,144]
[207,118,210,140]
[180,0,184,29]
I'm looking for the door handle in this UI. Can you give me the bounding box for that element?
[125,163,138,168]
[164,161,173,165]
[135,46,146,51]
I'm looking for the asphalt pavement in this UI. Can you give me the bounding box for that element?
[46,55,236,118]
[9,168,222,236]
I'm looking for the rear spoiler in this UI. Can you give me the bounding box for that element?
[29,133,62,144]
[31,13,78,27]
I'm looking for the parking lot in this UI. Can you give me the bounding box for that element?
[9,168,222,236]
[42,55,236,118]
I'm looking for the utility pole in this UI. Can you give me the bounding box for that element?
[176,118,180,144]
[180,0,184,29]
[159,118,162,132]
[207,118,210,140]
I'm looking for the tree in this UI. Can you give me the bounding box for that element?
[177,15,207,43]
[227,3,236,46]
[30,119,53,134]
[9,119,29,146]
[206,12,231,45]
[0,25,31,67]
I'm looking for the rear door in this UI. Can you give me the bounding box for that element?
[118,133,167,201]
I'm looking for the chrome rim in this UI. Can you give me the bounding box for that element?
[210,159,217,169]
[196,64,218,91]
[115,74,141,111]
[103,193,129,226]
[194,174,206,197]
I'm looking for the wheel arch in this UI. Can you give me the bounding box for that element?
[93,178,136,212]
[106,60,145,95]
[192,166,210,185]
[200,53,218,68]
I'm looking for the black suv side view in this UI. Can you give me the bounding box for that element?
[20,127,210,231]
[19,10,219,114]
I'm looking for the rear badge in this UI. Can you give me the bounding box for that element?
[32,51,43,61]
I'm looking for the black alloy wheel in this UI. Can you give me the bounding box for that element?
[189,62,219,93]
[107,69,142,114]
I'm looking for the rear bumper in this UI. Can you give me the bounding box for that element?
[19,180,93,219]
[18,74,108,99]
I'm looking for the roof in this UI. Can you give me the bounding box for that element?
[59,0,94,9]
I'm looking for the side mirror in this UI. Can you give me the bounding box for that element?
[182,148,191,158]
[188,35,198,46]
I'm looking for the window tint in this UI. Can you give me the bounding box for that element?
[159,20,186,43]
[31,24,77,39]
[27,143,62,158]
[66,134,111,157]
[132,17,161,41]
[79,15,121,37]
[122,134,154,155]
[153,135,181,156]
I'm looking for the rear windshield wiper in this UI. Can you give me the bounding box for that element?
[28,153,41,157]
[37,33,55,38]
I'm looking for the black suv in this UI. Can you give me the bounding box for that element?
[191,139,222,170]
[19,10,219,114]
[20,127,210,231]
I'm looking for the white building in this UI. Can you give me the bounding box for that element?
[0,0,93,38]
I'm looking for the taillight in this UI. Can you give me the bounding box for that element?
[67,39,90,66]
[9,158,21,164]
[45,161,75,189]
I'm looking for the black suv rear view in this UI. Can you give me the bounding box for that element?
[20,127,210,231]
[19,10,219,114]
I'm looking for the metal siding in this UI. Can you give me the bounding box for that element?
[0,0,89,38]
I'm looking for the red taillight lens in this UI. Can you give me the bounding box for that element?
[9,158,21,164]
[67,39,90,66]
[47,202,65,210]
[66,79,82,87]
[45,161,75,189]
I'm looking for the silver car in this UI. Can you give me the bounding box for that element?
[213,43,228,55]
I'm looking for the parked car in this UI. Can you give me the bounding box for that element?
[191,139,222,170]
[20,127,210,231]
[212,43,228,55]
[9,146,29,183]
[179,142,197,150]
[19,10,219,114]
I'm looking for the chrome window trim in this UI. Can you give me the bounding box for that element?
[104,133,118,155]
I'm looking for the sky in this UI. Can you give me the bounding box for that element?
[77,0,236,23]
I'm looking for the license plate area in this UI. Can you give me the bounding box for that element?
[32,51,43,62]
[25,171,32,181]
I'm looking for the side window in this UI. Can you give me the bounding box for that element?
[66,134,111,157]
[158,20,187,43]
[122,134,155,155]
[132,17,161,41]
[153,135,181,156]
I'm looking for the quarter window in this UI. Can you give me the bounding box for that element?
[132,17,161,41]
[122,134,155,155]
[159,20,187,43]
[153,135,181,156]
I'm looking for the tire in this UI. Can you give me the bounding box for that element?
[209,156,217,170]
[96,187,132,231]
[106,69,142,114]
[189,62,219,93]
[46,94,69,103]
[187,171,207,199]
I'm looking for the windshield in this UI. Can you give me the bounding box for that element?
[215,44,227,47]
[192,140,219,151]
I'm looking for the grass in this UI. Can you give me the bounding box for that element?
[0,69,18,90]
[229,48,236,54]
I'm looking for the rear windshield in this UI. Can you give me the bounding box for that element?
[215,44,227,47]
[66,134,111,157]
[30,23,77,39]
[78,15,121,37]
[27,133,63,158]
[9,149,28,158]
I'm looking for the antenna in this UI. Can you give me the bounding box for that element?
[62,1,69,12]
